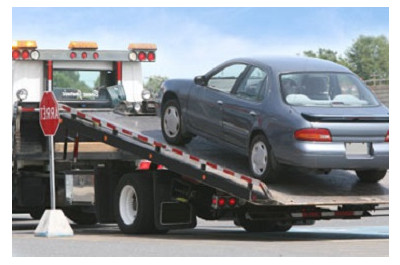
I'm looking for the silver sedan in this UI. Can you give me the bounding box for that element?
[158,57,389,183]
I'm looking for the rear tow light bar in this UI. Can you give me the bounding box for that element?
[211,195,238,209]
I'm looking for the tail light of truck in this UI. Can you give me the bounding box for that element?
[147,51,155,61]
[21,50,30,60]
[138,52,146,61]
[385,130,389,142]
[12,50,20,60]
[294,128,332,142]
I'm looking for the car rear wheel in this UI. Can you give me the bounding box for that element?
[356,170,387,183]
[161,99,192,145]
[249,134,279,183]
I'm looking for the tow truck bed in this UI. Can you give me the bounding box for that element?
[61,108,389,207]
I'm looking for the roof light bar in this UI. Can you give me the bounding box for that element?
[128,43,157,50]
[68,41,98,50]
[12,40,38,50]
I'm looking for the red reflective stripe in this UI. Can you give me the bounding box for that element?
[241,176,252,183]
[206,162,217,169]
[47,61,53,81]
[122,129,132,136]
[138,134,148,142]
[62,105,71,112]
[92,117,101,124]
[116,61,122,82]
[154,141,165,148]
[76,111,86,119]
[189,155,200,162]
[223,169,234,176]
[335,211,354,217]
[107,122,116,130]
[302,212,321,218]
[172,148,183,156]
[21,107,35,112]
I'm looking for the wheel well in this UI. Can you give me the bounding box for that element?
[162,91,178,107]
[249,129,266,149]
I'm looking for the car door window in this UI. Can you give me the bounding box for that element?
[234,66,267,101]
[208,64,247,93]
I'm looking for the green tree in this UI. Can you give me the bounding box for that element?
[144,75,168,95]
[303,48,351,69]
[345,35,389,80]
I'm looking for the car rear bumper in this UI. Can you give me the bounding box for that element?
[276,141,389,170]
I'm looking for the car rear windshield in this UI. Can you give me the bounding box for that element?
[280,72,379,107]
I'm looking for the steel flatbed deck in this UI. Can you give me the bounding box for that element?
[60,107,389,207]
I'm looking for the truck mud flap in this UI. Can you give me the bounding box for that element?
[152,170,197,230]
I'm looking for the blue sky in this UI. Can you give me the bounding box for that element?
[12,7,389,79]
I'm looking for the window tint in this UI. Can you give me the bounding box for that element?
[234,67,266,101]
[208,64,247,93]
[280,73,379,107]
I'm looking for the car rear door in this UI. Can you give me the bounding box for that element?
[187,64,248,140]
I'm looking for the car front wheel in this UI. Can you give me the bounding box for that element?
[161,99,192,145]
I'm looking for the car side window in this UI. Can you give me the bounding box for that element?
[208,64,247,93]
[234,66,267,101]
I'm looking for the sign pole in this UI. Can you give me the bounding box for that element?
[47,60,56,210]
[34,60,73,237]
[49,135,56,210]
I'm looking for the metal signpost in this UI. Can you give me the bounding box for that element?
[34,61,73,237]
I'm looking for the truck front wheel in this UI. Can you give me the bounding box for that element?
[114,173,163,234]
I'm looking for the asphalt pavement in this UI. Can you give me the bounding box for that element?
[12,213,388,257]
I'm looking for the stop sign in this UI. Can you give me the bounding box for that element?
[39,92,60,136]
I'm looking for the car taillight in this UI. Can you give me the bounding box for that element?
[385,130,389,142]
[294,128,332,142]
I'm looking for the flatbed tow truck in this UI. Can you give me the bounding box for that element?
[12,40,388,234]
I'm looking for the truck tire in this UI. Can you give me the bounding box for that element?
[249,134,279,183]
[161,99,192,145]
[356,170,387,183]
[64,207,98,225]
[114,173,160,234]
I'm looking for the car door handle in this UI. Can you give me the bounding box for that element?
[249,111,257,117]
[217,100,223,105]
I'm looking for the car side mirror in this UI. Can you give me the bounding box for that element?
[194,75,207,86]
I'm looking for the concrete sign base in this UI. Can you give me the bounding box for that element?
[34,209,74,237]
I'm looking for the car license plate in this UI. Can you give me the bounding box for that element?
[345,143,370,156]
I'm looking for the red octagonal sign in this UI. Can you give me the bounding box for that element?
[39,92,60,136]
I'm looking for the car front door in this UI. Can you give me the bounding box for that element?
[222,66,267,149]
[186,64,248,140]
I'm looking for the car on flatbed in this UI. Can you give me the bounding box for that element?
[158,56,389,183]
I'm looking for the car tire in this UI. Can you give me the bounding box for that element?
[115,173,167,234]
[249,134,279,183]
[161,99,192,145]
[355,170,387,183]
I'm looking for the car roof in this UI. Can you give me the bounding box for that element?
[228,56,352,74]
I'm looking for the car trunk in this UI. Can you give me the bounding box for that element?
[293,106,389,143]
